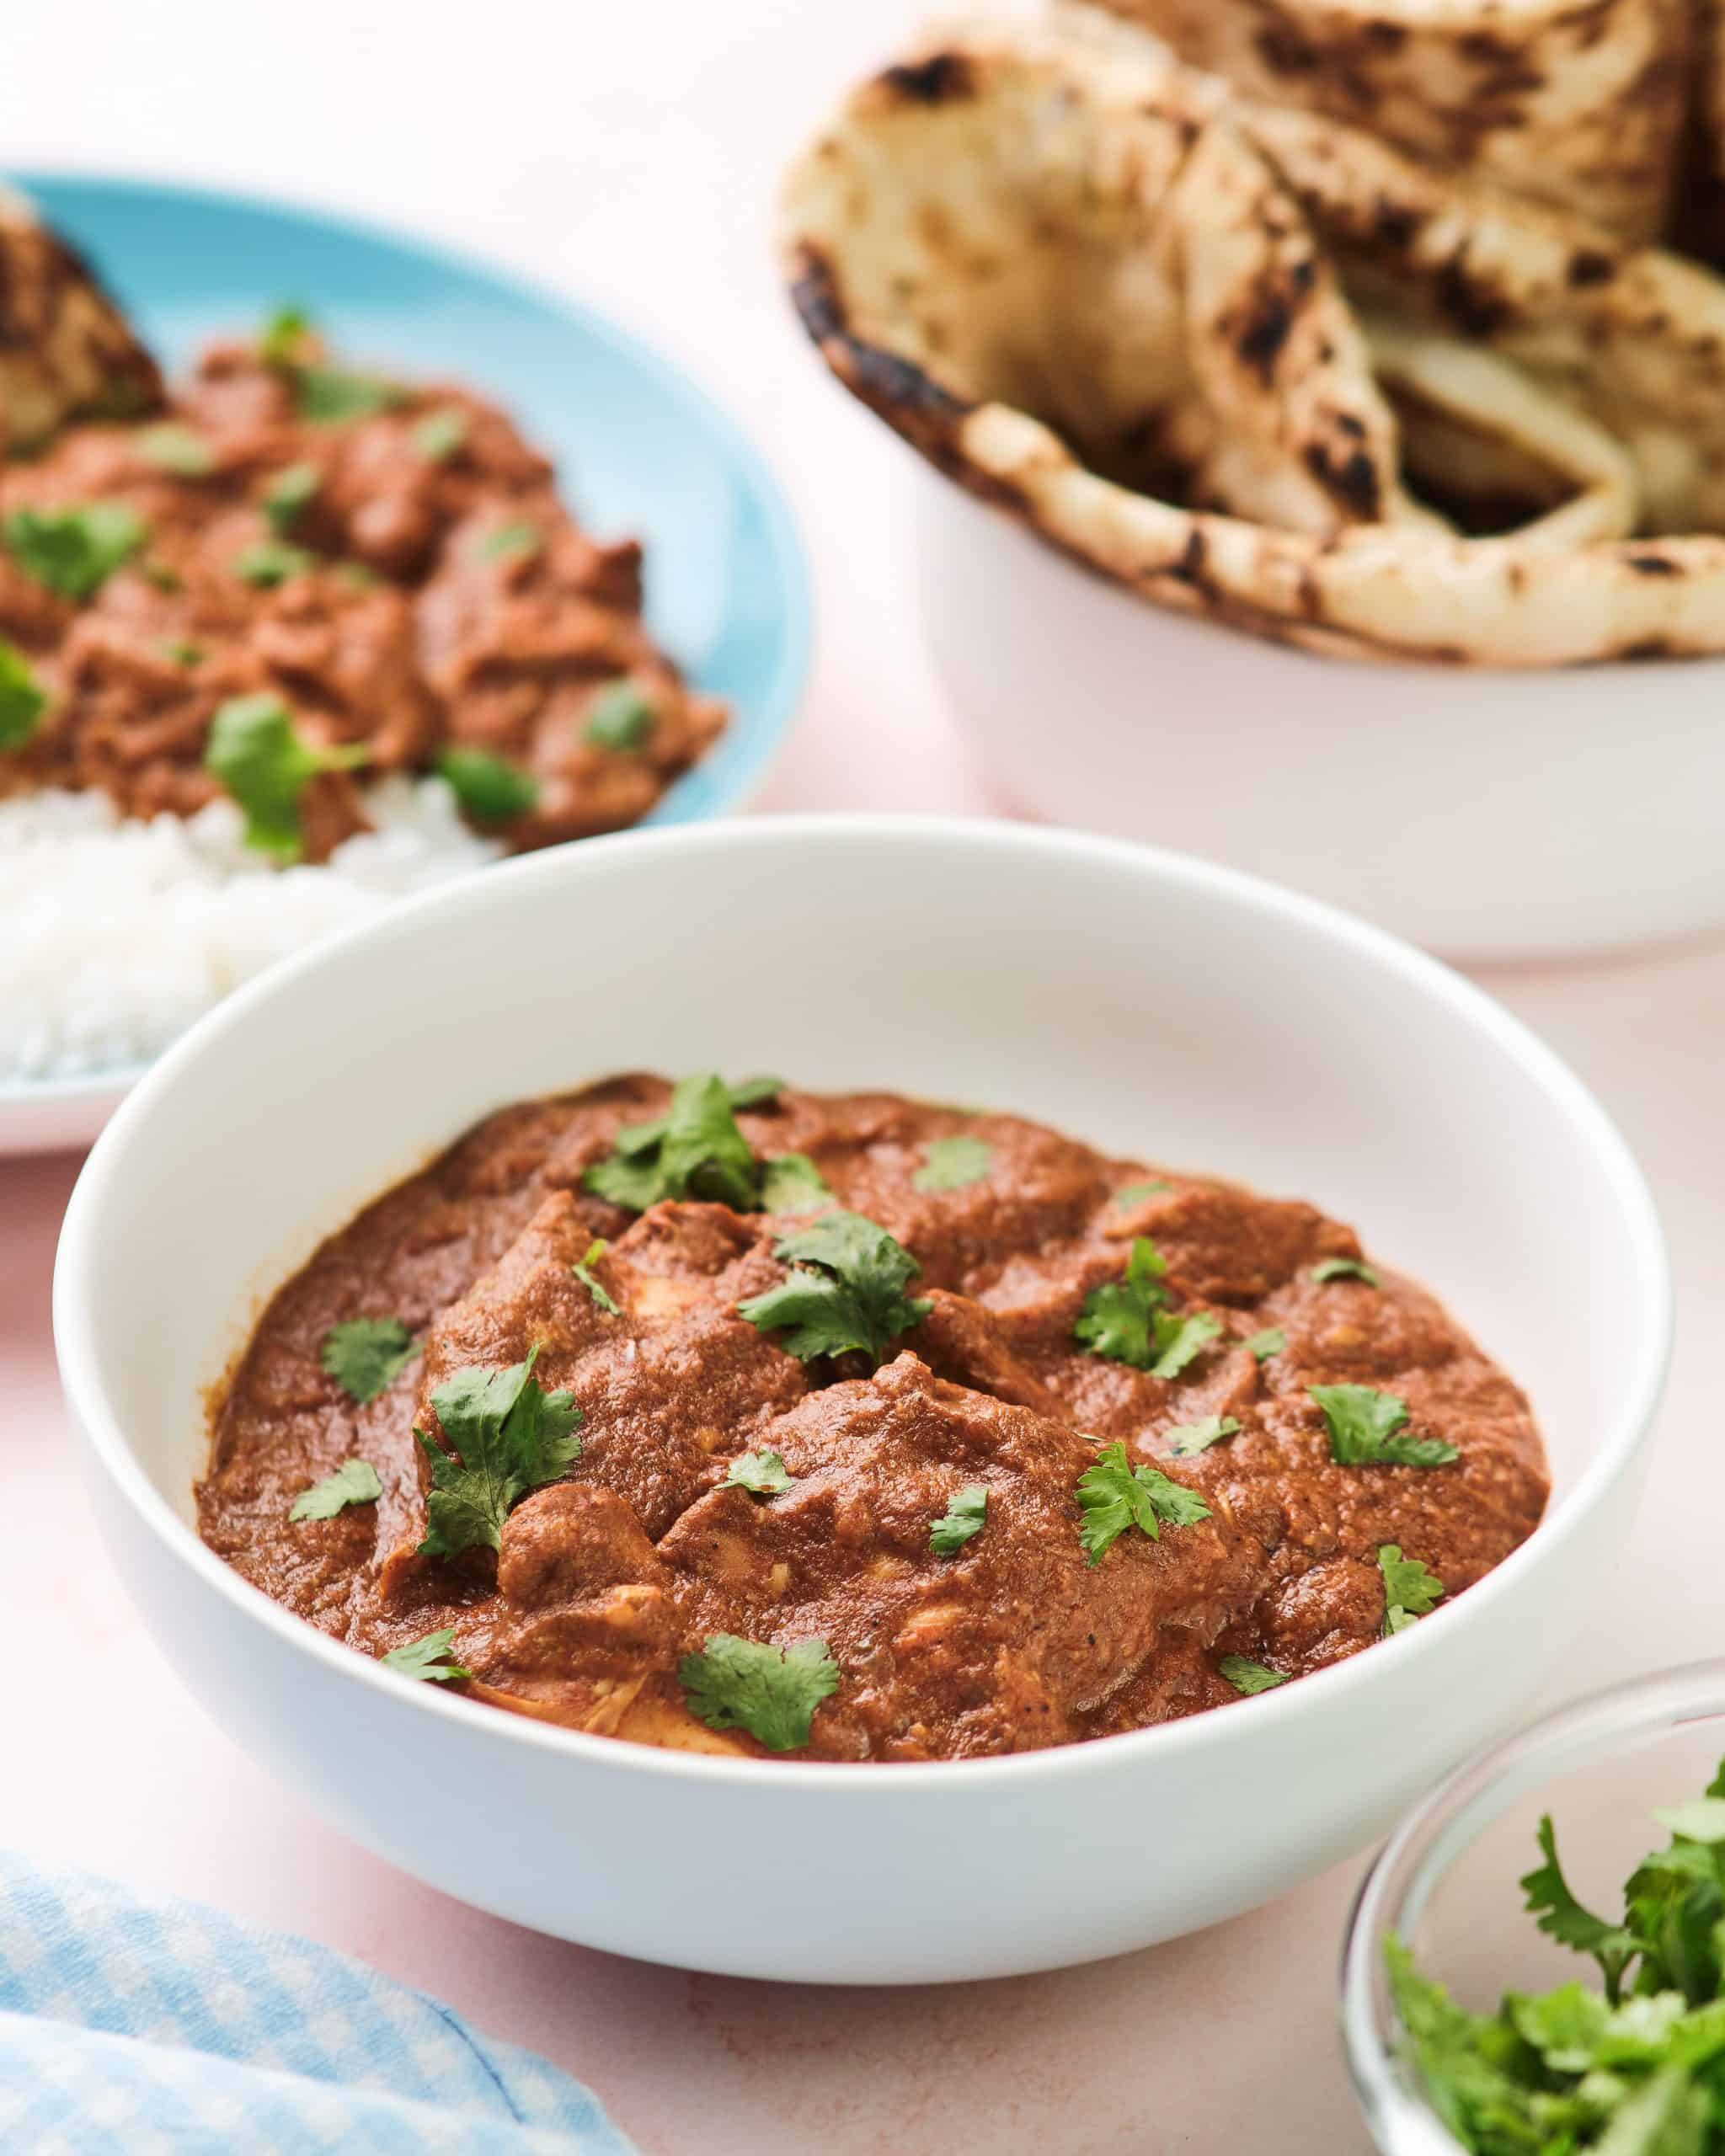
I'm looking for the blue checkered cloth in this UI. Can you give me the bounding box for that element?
[0,1852,638,2154]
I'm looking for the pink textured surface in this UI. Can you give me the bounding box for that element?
[3,3,1722,2147]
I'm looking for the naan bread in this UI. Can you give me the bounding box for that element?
[1095,0,1690,244]
[0,185,161,453]
[780,10,1725,664]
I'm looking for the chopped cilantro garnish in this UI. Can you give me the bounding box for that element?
[1220,1655,1287,1695]
[140,559,182,593]
[4,501,145,600]
[234,538,314,587]
[723,1449,792,1497]
[415,1347,582,1560]
[1243,1327,1284,1362]
[478,520,542,563]
[912,1136,992,1193]
[381,1628,470,1684]
[289,1458,382,1522]
[1113,1180,1172,1205]
[0,640,46,749]
[258,303,313,366]
[293,365,404,423]
[585,680,654,750]
[321,1317,419,1405]
[1311,1384,1458,1468]
[930,1484,988,1556]
[1073,1237,1167,1364]
[262,461,320,535]
[204,693,367,861]
[412,408,467,462]
[570,1238,619,1315]
[1076,1439,1210,1564]
[136,423,215,477]
[1166,1415,1241,1457]
[1071,1239,1222,1378]
[737,1210,931,1365]
[1384,1753,1725,2145]
[162,638,204,668]
[436,744,539,825]
[1378,1544,1445,1635]
[678,1634,839,1751]
[585,1071,762,1213]
[1311,1256,1381,1288]
[759,1152,835,1214]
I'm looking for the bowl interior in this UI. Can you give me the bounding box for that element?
[59,819,1664,1568]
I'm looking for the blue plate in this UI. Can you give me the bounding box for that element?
[4,172,811,1152]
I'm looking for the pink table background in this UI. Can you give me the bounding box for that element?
[5,3,1723,2148]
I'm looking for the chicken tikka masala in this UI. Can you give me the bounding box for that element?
[199,1074,1548,1761]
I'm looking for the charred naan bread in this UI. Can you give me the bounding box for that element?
[781,10,1725,664]
[1097,0,1690,244]
[0,186,161,451]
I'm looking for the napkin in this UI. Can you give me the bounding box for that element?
[0,1850,638,2153]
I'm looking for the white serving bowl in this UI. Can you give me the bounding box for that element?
[916,482,1725,962]
[53,817,1669,1983]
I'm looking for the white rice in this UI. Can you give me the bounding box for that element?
[0,777,503,1083]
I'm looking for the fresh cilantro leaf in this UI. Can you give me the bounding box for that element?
[1113,1180,1171,1205]
[912,1136,992,1193]
[4,501,145,600]
[293,365,404,423]
[259,303,313,366]
[678,1634,839,1752]
[726,1076,784,1109]
[163,638,204,668]
[415,1348,583,1559]
[1076,1440,1210,1564]
[723,1449,792,1497]
[1378,1544,1445,1636]
[1311,1256,1381,1288]
[204,693,367,861]
[737,1210,931,1365]
[585,1072,761,1213]
[381,1628,471,1684]
[1073,1237,1167,1365]
[586,680,654,750]
[0,640,46,749]
[136,423,215,477]
[290,1458,382,1522]
[930,1484,987,1556]
[262,461,320,535]
[321,1316,419,1405]
[1220,1655,1287,1695]
[760,1152,835,1214]
[1243,1327,1284,1362]
[1653,1801,1725,1848]
[1149,1310,1223,1380]
[436,744,539,825]
[1166,1415,1241,1457]
[140,559,182,593]
[478,520,542,563]
[1522,1814,1644,2001]
[570,1238,620,1316]
[234,538,314,587]
[412,408,467,462]
[1310,1384,1459,1468]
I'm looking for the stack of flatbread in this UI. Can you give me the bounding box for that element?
[780,6,1725,663]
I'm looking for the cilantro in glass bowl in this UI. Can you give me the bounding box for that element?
[1343,1662,1725,2154]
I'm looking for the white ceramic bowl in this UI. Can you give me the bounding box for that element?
[916,481,1725,962]
[53,817,1669,1983]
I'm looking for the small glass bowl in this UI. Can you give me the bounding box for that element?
[1340,1659,1725,2155]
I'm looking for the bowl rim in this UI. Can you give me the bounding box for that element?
[52,814,1674,1793]
[1,162,813,1116]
